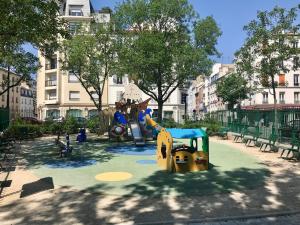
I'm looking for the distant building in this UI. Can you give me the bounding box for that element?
[204,64,235,113]
[0,68,21,119]
[20,83,35,118]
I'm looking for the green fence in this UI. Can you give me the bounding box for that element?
[210,108,300,143]
[0,108,9,132]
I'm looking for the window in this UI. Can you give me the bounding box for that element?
[279,92,285,103]
[113,75,123,84]
[262,92,268,104]
[67,109,82,117]
[68,72,78,82]
[279,74,285,86]
[116,91,123,101]
[16,97,18,103]
[91,91,99,99]
[295,92,300,103]
[46,109,60,119]
[48,90,56,100]
[16,87,18,93]
[69,22,81,35]
[164,111,173,120]
[88,109,98,118]
[69,91,80,101]
[294,74,299,86]
[69,5,83,16]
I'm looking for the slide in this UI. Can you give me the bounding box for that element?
[129,121,145,146]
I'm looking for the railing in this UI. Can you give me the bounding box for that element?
[45,80,57,87]
[45,63,57,70]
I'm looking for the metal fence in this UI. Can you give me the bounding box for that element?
[0,108,9,132]
[210,108,300,143]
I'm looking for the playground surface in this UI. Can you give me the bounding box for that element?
[0,135,299,224]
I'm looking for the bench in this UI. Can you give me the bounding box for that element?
[243,127,261,147]
[258,133,278,152]
[232,127,247,143]
[280,136,300,160]
[216,127,229,139]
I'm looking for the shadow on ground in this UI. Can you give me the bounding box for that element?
[19,137,115,169]
[1,163,299,224]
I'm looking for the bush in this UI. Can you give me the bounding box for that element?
[63,116,80,134]
[87,116,100,133]
[161,118,179,128]
[5,124,42,139]
[179,118,221,136]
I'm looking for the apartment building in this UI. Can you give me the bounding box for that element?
[241,70,300,109]
[19,83,35,118]
[204,63,235,113]
[37,0,187,123]
[187,76,205,120]
[0,68,21,119]
[37,0,110,120]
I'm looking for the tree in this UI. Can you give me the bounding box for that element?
[235,5,300,132]
[216,73,250,110]
[0,0,69,54]
[0,46,39,109]
[115,0,221,122]
[0,0,69,108]
[61,22,119,112]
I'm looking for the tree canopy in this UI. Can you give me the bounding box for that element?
[235,5,300,130]
[61,22,119,112]
[216,73,250,110]
[115,0,221,122]
[0,0,69,54]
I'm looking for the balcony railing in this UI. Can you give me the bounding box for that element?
[45,80,57,87]
[45,63,57,70]
[295,100,300,104]
[279,100,285,104]
[262,100,269,104]
[294,83,299,87]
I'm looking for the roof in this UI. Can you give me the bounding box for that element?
[166,128,207,138]
[241,104,300,111]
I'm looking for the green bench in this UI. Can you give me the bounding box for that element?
[258,133,278,152]
[243,127,261,147]
[216,127,229,139]
[280,134,300,160]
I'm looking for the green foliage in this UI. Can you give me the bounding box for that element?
[87,117,101,133]
[235,5,300,131]
[115,0,221,122]
[5,124,42,139]
[0,46,39,96]
[0,0,69,54]
[216,73,251,109]
[61,22,119,111]
[180,118,221,136]
[160,118,179,128]
[63,116,80,134]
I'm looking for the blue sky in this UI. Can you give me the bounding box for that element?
[25,0,300,64]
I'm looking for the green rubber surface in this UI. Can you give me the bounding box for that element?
[22,137,270,197]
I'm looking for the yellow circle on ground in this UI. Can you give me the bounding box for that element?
[95,172,133,182]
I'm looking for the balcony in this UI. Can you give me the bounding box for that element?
[45,63,57,71]
[294,83,299,87]
[45,80,57,87]
[45,99,58,105]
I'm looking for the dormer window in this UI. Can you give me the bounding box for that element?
[69,5,83,16]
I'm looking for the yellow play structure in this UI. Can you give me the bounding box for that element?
[146,115,209,173]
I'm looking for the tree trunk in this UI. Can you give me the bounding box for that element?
[6,66,10,111]
[271,75,278,134]
[157,99,163,123]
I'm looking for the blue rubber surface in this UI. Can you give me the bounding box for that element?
[136,159,157,164]
[106,144,156,155]
[166,128,206,138]
[46,159,97,169]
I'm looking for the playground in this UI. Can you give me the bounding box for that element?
[1,98,300,224]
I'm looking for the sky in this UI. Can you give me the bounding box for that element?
[24,0,300,64]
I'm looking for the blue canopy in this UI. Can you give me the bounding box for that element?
[166,128,207,139]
